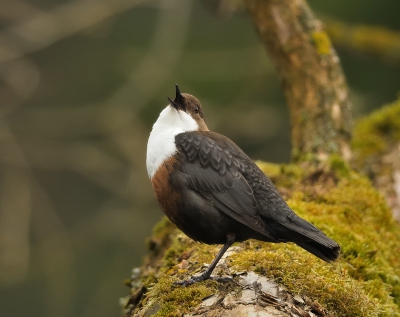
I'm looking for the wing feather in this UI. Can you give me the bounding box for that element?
[176,132,273,238]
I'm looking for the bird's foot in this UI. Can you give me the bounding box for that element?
[174,274,207,287]
[174,274,233,287]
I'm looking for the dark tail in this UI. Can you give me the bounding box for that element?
[295,239,340,262]
[278,212,341,262]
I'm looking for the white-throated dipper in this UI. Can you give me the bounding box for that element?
[146,84,340,286]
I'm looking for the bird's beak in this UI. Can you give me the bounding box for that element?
[174,83,183,102]
[167,83,185,111]
[168,97,178,110]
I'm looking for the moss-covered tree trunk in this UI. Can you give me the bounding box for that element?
[245,0,353,162]
[352,99,400,222]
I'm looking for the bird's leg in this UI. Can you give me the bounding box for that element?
[175,233,235,286]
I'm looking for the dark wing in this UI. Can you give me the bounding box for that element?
[175,131,274,240]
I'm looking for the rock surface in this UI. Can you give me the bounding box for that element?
[183,270,322,317]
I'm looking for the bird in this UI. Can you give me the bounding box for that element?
[146,84,340,286]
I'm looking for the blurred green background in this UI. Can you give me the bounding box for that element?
[0,0,399,316]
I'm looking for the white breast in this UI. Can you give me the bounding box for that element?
[146,106,198,179]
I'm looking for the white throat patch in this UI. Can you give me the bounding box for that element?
[146,106,198,178]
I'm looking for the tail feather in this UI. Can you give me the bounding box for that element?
[295,239,340,262]
[275,212,341,262]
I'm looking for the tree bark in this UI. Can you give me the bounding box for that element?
[245,0,352,162]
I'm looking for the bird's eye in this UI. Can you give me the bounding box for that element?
[194,105,200,114]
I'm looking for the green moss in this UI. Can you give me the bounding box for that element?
[146,216,176,252]
[152,216,175,236]
[352,97,400,165]
[312,31,332,55]
[131,159,400,316]
[246,163,400,316]
[146,278,216,317]
[132,226,224,316]
[328,154,351,177]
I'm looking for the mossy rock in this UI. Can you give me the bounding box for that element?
[124,159,400,317]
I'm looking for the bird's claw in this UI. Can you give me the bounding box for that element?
[174,274,207,286]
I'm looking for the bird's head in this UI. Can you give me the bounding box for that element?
[163,84,209,132]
